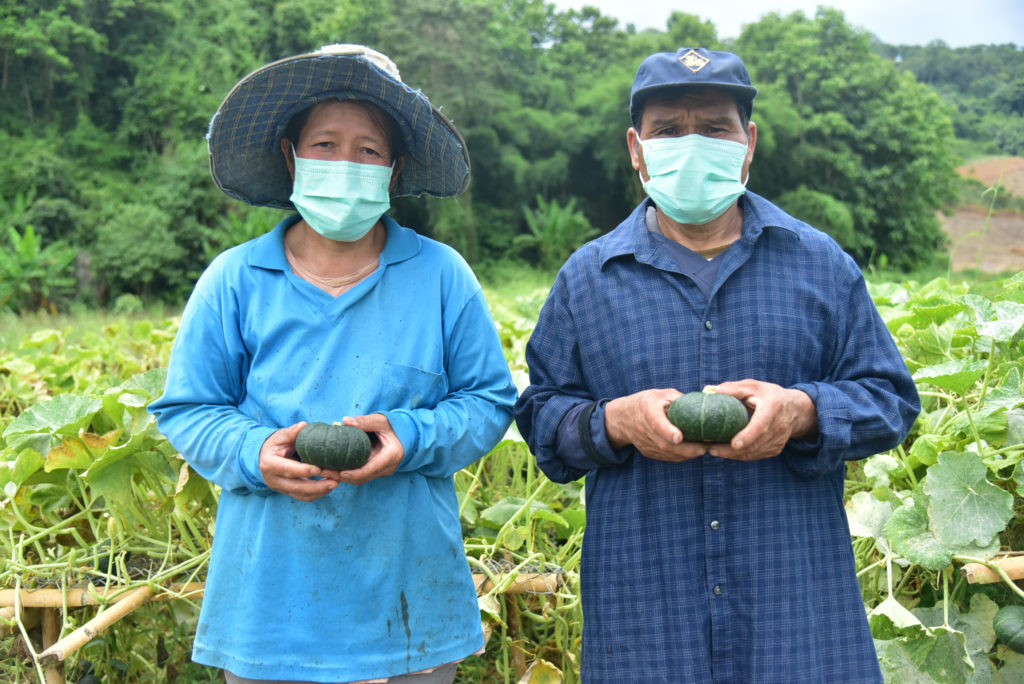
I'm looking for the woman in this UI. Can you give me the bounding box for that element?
[149,44,517,683]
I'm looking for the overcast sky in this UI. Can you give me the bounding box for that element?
[550,0,1023,48]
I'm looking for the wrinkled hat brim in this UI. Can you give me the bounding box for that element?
[207,51,470,208]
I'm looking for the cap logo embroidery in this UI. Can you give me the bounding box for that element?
[679,49,709,73]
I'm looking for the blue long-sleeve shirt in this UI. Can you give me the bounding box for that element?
[149,215,516,682]
[514,194,919,683]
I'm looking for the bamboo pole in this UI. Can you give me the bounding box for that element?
[960,555,1024,584]
[41,608,63,684]
[0,582,205,608]
[37,585,154,666]
[1,605,41,638]
[0,605,16,638]
[472,572,561,595]
[3,574,551,607]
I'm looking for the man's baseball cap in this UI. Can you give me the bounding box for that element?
[630,47,758,128]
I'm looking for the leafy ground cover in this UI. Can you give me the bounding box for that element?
[1,269,1023,683]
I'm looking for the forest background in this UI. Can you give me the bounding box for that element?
[1,0,1023,316]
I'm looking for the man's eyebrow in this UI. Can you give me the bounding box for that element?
[644,114,683,129]
[645,112,737,129]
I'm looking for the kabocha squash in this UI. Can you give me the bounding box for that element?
[296,421,372,471]
[666,388,749,443]
[994,605,1024,654]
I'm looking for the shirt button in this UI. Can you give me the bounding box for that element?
[713,585,723,595]
[710,520,720,530]
[704,320,713,330]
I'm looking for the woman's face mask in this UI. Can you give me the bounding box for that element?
[638,134,749,225]
[289,150,393,242]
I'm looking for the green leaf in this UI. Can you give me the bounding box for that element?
[977,367,1023,417]
[978,301,1024,343]
[995,650,1024,683]
[875,623,978,684]
[864,452,900,486]
[924,451,1014,548]
[908,433,947,468]
[1008,409,1024,446]
[914,359,987,394]
[958,294,997,325]
[118,368,168,397]
[3,394,103,453]
[0,448,45,497]
[870,595,923,640]
[846,491,893,544]
[884,491,952,571]
[914,595,999,657]
[531,509,569,530]
[479,496,552,528]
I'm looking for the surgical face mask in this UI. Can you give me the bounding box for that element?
[639,135,749,225]
[289,151,393,242]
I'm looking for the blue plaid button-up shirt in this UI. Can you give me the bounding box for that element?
[514,193,919,683]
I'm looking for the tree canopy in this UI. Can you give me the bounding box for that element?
[1,0,1004,308]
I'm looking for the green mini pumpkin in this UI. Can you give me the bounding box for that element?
[666,389,749,443]
[295,421,372,471]
[994,604,1024,654]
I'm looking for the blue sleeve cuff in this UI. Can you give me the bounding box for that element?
[784,382,852,477]
[237,425,275,492]
[555,400,632,470]
[386,410,421,472]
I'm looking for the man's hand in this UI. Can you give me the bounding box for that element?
[259,422,338,501]
[324,413,405,485]
[707,380,818,461]
[605,389,708,462]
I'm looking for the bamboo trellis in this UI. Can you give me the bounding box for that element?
[1,572,562,684]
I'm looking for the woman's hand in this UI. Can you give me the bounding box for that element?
[323,413,405,485]
[258,422,338,501]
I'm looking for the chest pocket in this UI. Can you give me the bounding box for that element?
[382,363,448,411]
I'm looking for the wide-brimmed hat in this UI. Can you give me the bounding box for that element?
[630,47,758,127]
[207,44,470,208]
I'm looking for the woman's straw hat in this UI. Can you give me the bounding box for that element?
[207,44,470,208]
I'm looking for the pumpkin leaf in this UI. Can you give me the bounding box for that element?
[1008,409,1024,447]
[977,367,1024,417]
[875,624,976,684]
[2,394,103,453]
[977,301,1024,343]
[924,451,1014,548]
[846,491,893,545]
[883,491,952,571]
[913,359,987,395]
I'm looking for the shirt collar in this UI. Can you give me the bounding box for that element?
[598,191,800,267]
[249,214,420,271]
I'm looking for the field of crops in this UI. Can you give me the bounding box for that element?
[2,268,1024,683]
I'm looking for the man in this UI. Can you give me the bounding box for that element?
[514,47,920,683]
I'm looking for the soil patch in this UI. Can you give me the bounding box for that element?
[957,156,1024,196]
[942,156,1024,274]
[941,208,1024,274]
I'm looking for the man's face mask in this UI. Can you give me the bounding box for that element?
[639,134,749,225]
[289,151,393,242]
